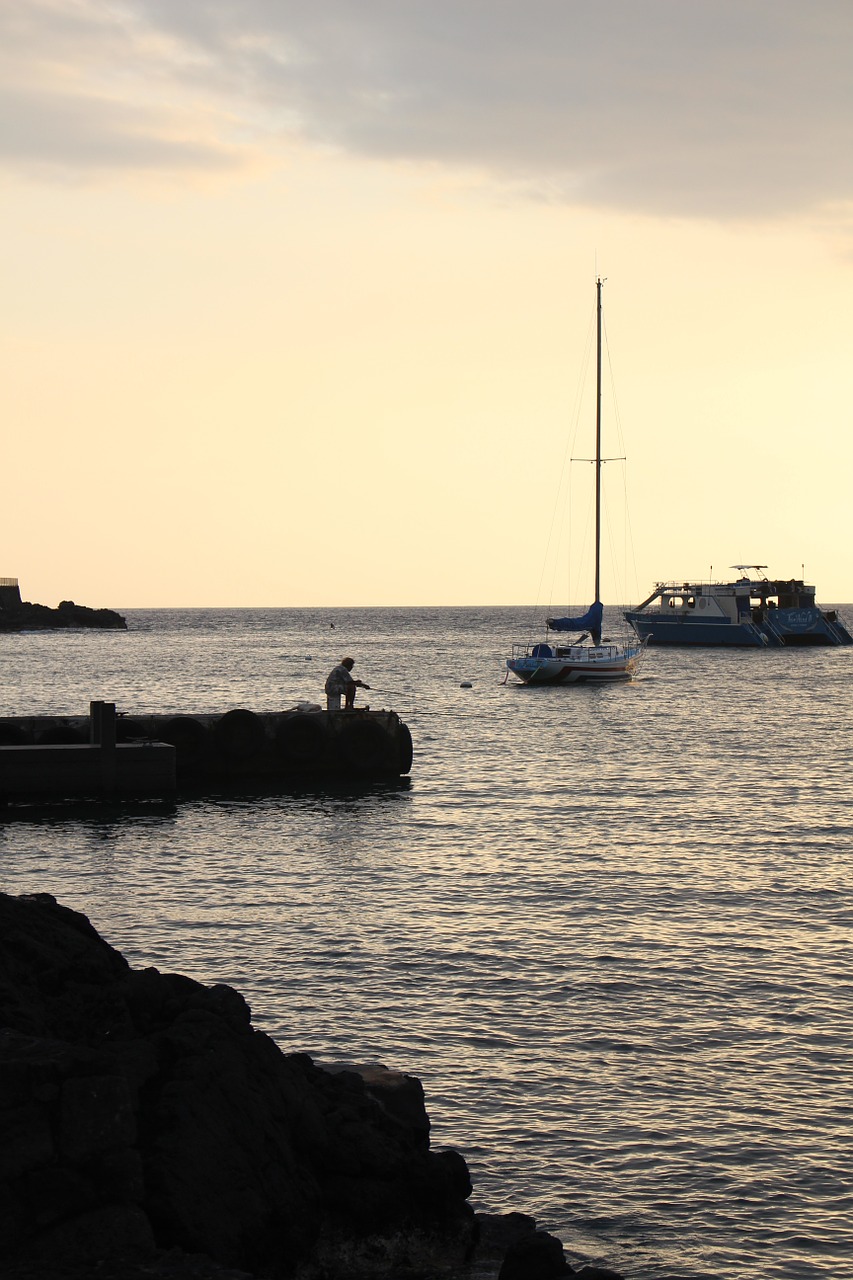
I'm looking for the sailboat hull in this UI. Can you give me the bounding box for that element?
[507,645,643,685]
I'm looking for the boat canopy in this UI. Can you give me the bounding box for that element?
[546,601,604,633]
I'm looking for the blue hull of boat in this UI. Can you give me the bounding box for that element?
[625,608,853,647]
[625,617,764,646]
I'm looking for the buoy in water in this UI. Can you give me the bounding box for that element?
[460,681,473,688]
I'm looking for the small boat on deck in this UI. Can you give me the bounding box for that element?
[506,278,646,685]
[624,567,852,647]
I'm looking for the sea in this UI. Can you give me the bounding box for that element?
[1,606,851,1280]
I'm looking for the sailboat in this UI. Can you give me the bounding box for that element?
[506,278,646,685]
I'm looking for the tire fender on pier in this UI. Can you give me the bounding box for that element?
[338,718,396,774]
[213,709,268,760]
[397,722,413,775]
[275,714,328,767]
[161,716,210,748]
[160,716,212,778]
[116,718,151,743]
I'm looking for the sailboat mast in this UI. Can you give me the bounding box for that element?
[594,276,602,607]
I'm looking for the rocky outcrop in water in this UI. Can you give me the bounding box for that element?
[0,892,628,1280]
[0,597,126,631]
[0,892,475,1278]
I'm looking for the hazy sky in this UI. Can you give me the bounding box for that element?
[3,1,853,606]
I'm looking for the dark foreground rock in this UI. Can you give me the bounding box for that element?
[497,1228,571,1278]
[476,1214,625,1280]
[0,598,126,630]
[0,892,475,1278]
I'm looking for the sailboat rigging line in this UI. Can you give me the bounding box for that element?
[621,458,642,606]
[600,294,642,604]
[539,303,597,632]
[602,484,627,611]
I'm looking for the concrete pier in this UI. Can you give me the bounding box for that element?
[0,702,175,803]
[0,704,413,802]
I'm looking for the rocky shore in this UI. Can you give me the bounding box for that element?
[0,598,126,631]
[0,892,624,1280]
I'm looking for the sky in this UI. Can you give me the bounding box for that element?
[3,0,853,607]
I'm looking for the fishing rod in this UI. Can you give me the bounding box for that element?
[368,684,479,702]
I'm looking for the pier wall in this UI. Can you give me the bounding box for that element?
[0,707,413,799]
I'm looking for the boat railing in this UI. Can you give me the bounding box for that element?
[628,603,708,617]
[556,644,634,660]
[510,642,628,661]
[651,578,818,599]
[655,586,729,599]
[510,643,532,658]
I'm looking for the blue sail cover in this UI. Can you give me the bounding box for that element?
[546,601,604,633]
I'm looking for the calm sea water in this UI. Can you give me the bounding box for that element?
[1,607,852,1280]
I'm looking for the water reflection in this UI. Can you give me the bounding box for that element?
[1,610,852,1278]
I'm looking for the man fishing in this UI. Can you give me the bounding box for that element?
[324,656,370,711]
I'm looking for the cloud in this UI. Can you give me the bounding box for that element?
[0,2,247,179]
[0,86,243,177]
[3,0,853,216]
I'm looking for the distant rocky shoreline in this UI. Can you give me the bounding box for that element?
[0,892,626,1280]
[0,598,126,631]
